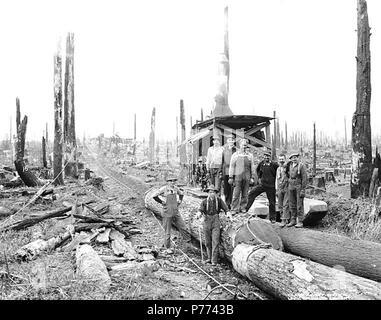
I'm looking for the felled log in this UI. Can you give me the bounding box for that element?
[0,187,53,198]
[271,224,381,282]
[109,260,159,276]
[1,201,92,232]
[75,244,111,291]
[1,206,72,232]
[15,231,73,261]
[232,243,381,300]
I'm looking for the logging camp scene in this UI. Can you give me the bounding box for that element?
[2,0,381,302]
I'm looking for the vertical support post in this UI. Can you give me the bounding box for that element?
[272,111,277,160]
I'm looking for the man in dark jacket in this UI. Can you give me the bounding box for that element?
[196,185,231,265]
[246,150,279,222]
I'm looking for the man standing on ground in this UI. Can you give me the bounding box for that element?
[196,185,231,265]
[228,139,255,214]
[286,152,308,228]
[246,150,279,223]
[221,137,236,208]
[276,154,290,227]
[153,176,191,252]
[206,136,224,192]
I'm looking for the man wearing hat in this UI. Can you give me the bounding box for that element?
[286,152,308,228]
[246,150,279,222]
[228,138,255,214]
[276,153,290,227]
[206,136,224,192]
[196,185,231,265]
[221,137,236,208]
[153,176,191,251]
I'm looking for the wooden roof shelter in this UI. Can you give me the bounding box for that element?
[179,114,274,166]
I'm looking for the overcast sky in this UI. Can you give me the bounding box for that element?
[1,0,380,143]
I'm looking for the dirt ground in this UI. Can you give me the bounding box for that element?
[0,143,268,300]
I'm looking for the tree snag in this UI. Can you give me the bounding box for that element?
[53,41,64,185]
[63,32,77,178]
[351,0,373,198]
[14,98,41,187]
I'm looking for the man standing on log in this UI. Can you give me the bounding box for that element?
[246,150,279,223]
[228,139,255,214]
[276,154,290,227]
[153,176,191,253]
[286,152,307,228]
[221,137,236,208]
[196,185,231,265]
[206,136,224,192]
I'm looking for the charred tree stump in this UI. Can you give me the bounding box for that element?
[14,98,41,187]
[53,41,64,185]
[351,0,373,198]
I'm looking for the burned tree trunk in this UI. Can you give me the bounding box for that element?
[42,136,47,168]
[313,122,316,176]
[133,113,137,156]
[351,0,373,198]
[53,42,64,185]
[176,116,179,157]
[180,99,186,142]
[14,98,41,187]
[285,122,288,151]
[63,32,77,178]
[148,107,156,164]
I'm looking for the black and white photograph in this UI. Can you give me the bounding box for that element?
[1,0,381,307]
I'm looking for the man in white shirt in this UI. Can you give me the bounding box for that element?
[206,136,224,192]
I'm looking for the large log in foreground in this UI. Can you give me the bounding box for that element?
[272,224,381,282]
[145,187,381,299]
[232,243,381,300]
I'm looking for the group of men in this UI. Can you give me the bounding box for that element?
[153,135,308,265]
[205,136,308,228]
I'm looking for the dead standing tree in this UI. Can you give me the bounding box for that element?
[180,99,186,142]
[63,32,77,178]
[148,107,156,164]
[14,98,42,187]
[53,41,64,185]
[351,0,373,198]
